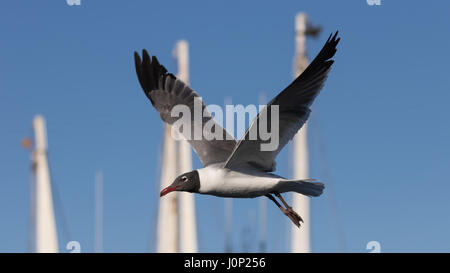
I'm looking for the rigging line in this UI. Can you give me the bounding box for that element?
[47,151,72,245]
[310,112,347,252]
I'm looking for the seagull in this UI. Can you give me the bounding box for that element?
[134,32,340,227]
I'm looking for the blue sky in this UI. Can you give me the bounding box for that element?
[1,0,450,252]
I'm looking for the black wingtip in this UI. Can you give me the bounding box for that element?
[142,49,151,63]
[134,51,141,64]
[133,48,173,106]
[152,55,160,67]
[327,31,339,42]
[327,32,332,42]
[301,30,340,73]
[332,31,339,40]
[331,31,340,45]
[326,31,340,45]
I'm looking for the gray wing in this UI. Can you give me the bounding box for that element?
[224,32,340,172]
[134,50,237,167]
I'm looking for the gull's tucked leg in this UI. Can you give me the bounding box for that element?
[274,192,303,225]
[265,194,301,228]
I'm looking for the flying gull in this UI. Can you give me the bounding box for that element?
[134,32,340,227]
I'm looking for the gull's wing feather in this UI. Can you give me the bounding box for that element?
[134,50,237,166]
[224,32,340,172]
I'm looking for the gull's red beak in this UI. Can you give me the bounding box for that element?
[160,186,178,197]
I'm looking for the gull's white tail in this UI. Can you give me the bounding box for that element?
[277,179,324,197]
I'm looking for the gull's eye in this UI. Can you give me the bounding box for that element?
[181,176,188,182]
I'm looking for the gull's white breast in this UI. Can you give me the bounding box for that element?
[197,165,282,198]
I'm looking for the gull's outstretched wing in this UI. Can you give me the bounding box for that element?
[224,32,340,172]
[134,50,236,166]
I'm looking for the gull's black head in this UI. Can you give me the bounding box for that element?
[160,170,200,197]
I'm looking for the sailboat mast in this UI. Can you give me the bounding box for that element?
[31,115,59,253]
[157,125,179,252]
[174,40,198,253]
[291,12,311,253]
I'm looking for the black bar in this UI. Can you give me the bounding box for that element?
[0,253,447,272]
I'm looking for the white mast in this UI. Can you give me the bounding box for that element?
[157,125,179,252]
[291,12,311,253]
[174,40,190,85]
[95,170,103,253]
[31,115,59,253]
[173,40,198,253]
